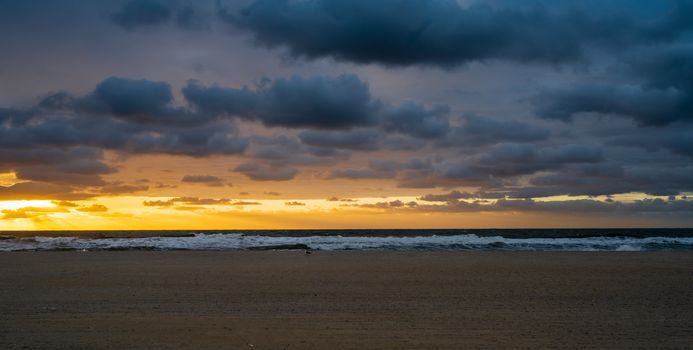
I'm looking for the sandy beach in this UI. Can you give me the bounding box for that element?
[1,251,691,349]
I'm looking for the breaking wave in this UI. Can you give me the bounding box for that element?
[2,233,693,251]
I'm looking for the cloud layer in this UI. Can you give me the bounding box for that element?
[0,0,692,223]
[225,0,693,66]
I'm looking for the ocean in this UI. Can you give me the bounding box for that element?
[1,229,693,251]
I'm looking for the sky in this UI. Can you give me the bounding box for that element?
[1,0,692,230]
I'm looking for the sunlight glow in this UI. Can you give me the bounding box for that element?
[0,172,18,186]
[0,200,55,211]
[1,192,691,230]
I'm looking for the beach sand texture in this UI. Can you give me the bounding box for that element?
[1,251,692,349]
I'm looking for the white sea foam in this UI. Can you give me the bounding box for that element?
[1,233,692,251]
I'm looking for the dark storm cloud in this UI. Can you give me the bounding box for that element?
[14,166,110,187]
[381,102,449,139]
[506,164,634,199]
[2,74,447,189]
[620,44,693,92]
[366,143,608,190]
[418,190,475,202]
[327,158,434,184]
[294,101,450,151]
[0,146,104,169]
[1,0,690,217]
[380,136,427,152]
[0,157,145,198]
[85,77,174,117]
[181,174,225,187]
[463,197,693,214]
[609,128,693,158]
[248,135,350,166]
[298,129,381,151]
[355,196,693,216]
[0,147,115,186]
[438,115,550,147]
[99,182,150,195]
[223,0,693,67]
[327,143,604,190]
[0,108,35,126]
[12,73,450,142]
[184,74,379,129]
[535,46,693,126]
[534,84,686,126]
[475,161,693,199]
[233,162,298,181]
[0,116,246,184]
[418,190,506,202]
[328,168,395,180]
[52,77,201,125]
[21,86,244,158]
[2,77,249,156]
[111,0,172,29]
[441,143,603,181]
[1,62,690,206]
[357,200,418,209]
[175,4,207,29]
[136,120,249,157]
[0,182,90,201]
[110,0,208,30]
[0,76,251,199]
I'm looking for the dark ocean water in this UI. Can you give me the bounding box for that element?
[2,229,693,251]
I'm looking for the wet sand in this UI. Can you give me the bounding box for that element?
[1,251,691,349]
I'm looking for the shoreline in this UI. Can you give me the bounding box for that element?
[1,251,692,349]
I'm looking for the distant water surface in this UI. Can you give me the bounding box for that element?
[1,229,692,252]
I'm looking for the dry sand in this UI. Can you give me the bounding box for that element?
[1,251,691,349]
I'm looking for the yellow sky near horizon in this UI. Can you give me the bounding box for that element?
[2,160,692,231]
[1,194,688,231]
